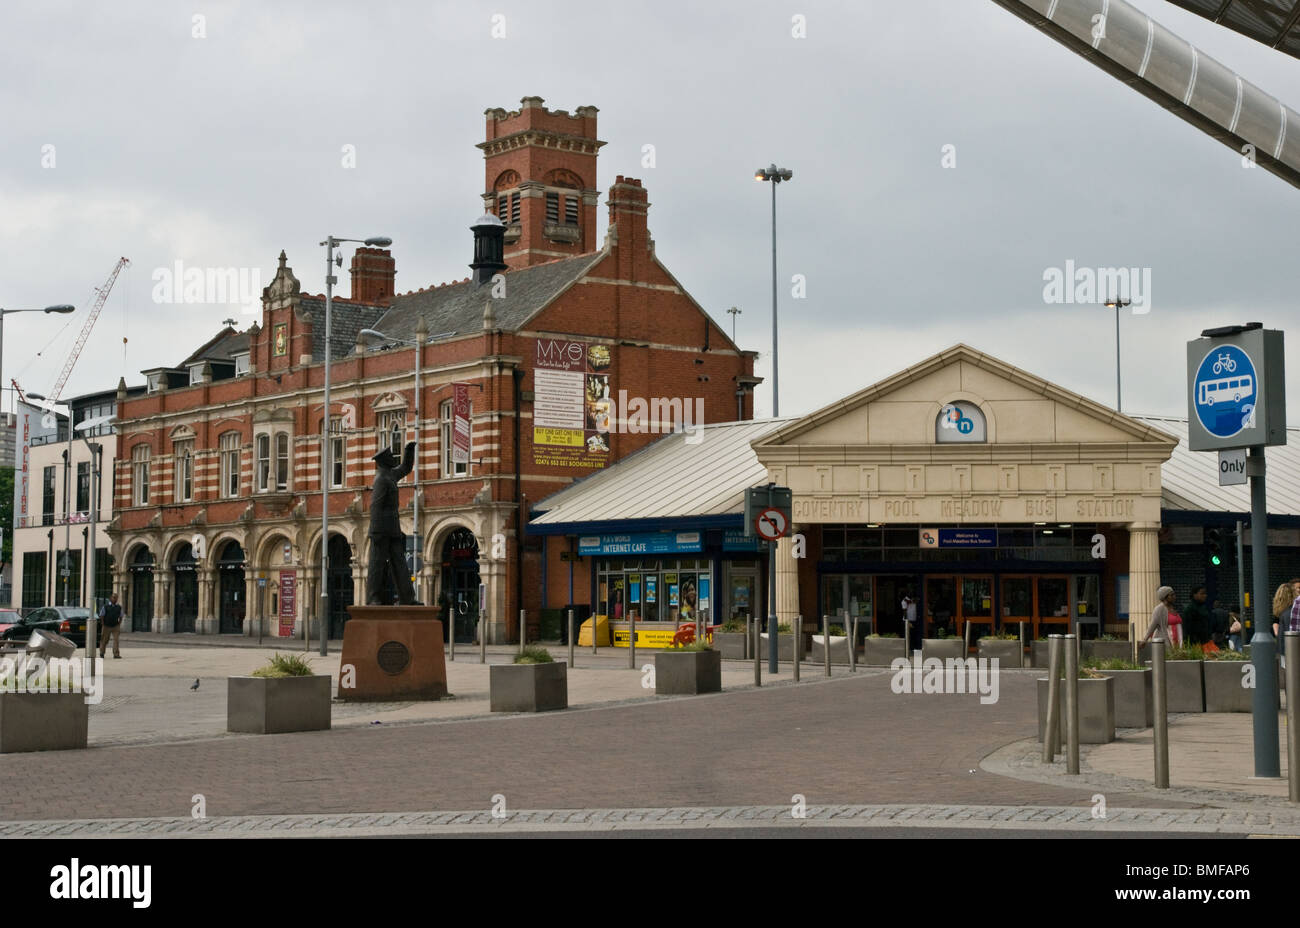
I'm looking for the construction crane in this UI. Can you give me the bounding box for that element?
[46,256,130,408]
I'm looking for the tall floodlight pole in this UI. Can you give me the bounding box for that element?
[0,304,75,413]
[727,306,741,342]
[754,165,792,416]
[319,235,392,657]
[1103,296,1131,412]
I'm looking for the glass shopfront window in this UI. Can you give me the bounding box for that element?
[598,559,713,632]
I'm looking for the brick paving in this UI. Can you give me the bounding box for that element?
[0,670,1190,823]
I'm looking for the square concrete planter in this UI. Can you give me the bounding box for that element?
[0,693,89,752]
[1031,641,1050,668]
[1082,640,1132,662]
[655,649,722,695]
[922,639,967,662]
[1107,668,1153,728]
[1037,676,1115,744]
[713,632,748,661]
[977,639,1023,668]
[1203,659,1252,712]
[811,635,851,665]
[490,661,568,712]
[227,675,332,734]
[864,637,907,666]
[758,634,798,662]
[1145,659,1204,713]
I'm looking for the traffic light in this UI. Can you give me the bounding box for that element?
[1206,527,1223,566]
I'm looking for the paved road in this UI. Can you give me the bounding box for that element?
[0,672,1194,822]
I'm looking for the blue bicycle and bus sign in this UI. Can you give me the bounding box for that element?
[1192,345,1257,440]
[1185,326,1286,452]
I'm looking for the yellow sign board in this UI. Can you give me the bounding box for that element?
[612,627,680,649]
[534,427,583,447]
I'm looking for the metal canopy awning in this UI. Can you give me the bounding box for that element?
[1164,0,1300,59]
[991,0,1300,189]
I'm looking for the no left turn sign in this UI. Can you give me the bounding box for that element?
[755,507,789,542]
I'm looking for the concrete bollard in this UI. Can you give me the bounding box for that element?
[793,616,801,683]
[823,615,831,678]
[1063,633,1079,775]
[1152,637,1169,789]
[1042,634,1063,764]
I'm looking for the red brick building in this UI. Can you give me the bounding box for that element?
[107,96,759,643]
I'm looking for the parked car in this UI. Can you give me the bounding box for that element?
[0,609,22,637]
[0,607,90,647]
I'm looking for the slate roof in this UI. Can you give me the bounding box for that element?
[529,418,795,530]
[299,298,389,362]
[179,327,250,366]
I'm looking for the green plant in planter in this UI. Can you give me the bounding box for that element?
[720,619,747,633]
[514,646,554,665]
[934,627,952,639]
[1085,656,1141,671]
[1204,648,1248,662]
[1165,642,1206,661]
[984,629,1019,641]
[828,624,846,636]
[666,639,713,652]
[868,632,900,639]
[1098,633,1122,641]
[250,653,315,678]
[776,623,792,634]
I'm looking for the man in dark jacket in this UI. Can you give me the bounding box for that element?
[98,593,124,658]
[365,441,417,605]
[1183,585,1213,646]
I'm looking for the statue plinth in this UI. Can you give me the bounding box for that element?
[338,605,449,701]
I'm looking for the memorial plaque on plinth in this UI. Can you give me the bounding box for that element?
[338,605,449,701]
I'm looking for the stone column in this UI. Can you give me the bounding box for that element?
[1127,521,1161,646]
[153,572,169,634]
[775,525,801,626]
[197,569,215,635]
[244,573,257,636]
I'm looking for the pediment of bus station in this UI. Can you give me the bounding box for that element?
[752,344,1179,525]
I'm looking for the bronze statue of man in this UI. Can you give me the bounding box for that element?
[366,440,418,605]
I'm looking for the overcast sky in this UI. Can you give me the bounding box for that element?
[3,0,1298,426]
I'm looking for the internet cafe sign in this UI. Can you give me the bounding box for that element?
[1186,325,1286,452]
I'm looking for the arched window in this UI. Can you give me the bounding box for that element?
[936,402,987,443]
[219,432,241,497]
[275,433,289,491]
[174,440,194,502]
[131,445,151,506]
[256,434,271,491]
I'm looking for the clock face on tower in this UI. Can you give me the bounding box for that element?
[273,323,287,357]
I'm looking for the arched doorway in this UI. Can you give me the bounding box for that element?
[172,543,198,633]
[439,528,480,644]
[320,534,353,640]
[217,541,247,634]
[129,547,154,632]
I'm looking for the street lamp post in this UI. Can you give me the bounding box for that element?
[754,165,792,416]
[0,304,75,413]
[74,413,111,675]
[1102,296,1131,412]
[727,306,741,342]
[319,235,391,657]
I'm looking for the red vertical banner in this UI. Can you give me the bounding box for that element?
[452,382,471,464]
[278,571,297,637]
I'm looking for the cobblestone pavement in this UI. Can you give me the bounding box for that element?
[0,670,1198,826]
[4,802,1295,838]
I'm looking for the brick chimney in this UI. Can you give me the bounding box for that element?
[607,176,650,257]
[350,247,396,304]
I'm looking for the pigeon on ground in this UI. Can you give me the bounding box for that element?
[190,679,200,691]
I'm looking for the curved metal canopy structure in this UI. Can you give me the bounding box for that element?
[992,0,1300,188]
[1164,0,1300,58]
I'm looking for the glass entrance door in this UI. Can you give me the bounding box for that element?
[727,566,758,626]
[924,575,957,638]
[960,575,994,640]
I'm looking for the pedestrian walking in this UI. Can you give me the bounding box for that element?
[1272,582,1296,663]
[1183,586,1212,645]
[98,593,123,658]
[1142,586,1176,646]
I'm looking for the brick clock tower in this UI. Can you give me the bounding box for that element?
[479,96,604,269]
